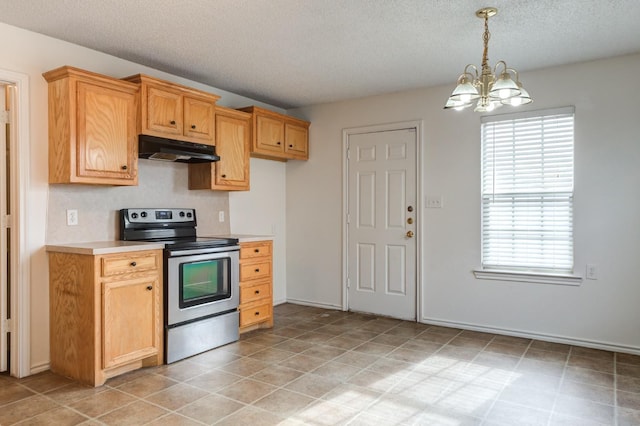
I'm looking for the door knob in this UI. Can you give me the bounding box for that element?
[406,231,414,238]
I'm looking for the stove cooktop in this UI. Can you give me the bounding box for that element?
[119,208,238,250]
[155,237,239,250]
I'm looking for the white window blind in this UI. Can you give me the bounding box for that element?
[481,107,575,273]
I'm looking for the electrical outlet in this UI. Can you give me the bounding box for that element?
[586,263,598,280]
[218,211,225,222]
[66,209,78,226]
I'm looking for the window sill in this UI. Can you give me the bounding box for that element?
[473,269,583,286]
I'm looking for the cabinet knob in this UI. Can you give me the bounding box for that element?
[221,174,227,178]
[277,141,281,145]
[254,290,260,294]
[130,261,137,267]
[146,285,153,291]
[254,249,260,253]
[289,144,293,148]
[170,120,176,125]
[254,311,260,316]
[255,268,260,273]
[121,165,128,170]
[191,124,196,129]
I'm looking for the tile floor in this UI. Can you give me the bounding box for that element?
[1,303,639,425]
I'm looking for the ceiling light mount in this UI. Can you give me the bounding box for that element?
[444,7,532,112]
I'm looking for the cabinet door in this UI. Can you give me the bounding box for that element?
[102,275,160,369]
[147,86,183,136]
[184,97,215,144]
[215,113,250,189]
[255,114,284,153]
[285,122,309,160]
[76,81,137,180]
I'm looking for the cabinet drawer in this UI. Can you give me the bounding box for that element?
[239,302,271,327]
[240,281,271,305]
[101,252,159,277]
[240,260,271,281]
[240,241,272,260]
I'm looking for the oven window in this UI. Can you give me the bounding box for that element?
[179,257,230,308]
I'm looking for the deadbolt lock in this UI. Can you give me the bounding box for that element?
[407,206,414,212]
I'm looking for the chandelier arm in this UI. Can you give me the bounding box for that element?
[463,64,479,80]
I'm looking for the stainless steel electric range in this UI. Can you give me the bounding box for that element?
[119,208,239,363]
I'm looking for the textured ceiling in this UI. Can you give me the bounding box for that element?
[1,0,640,108]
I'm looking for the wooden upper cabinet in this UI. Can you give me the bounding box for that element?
[285,121,309,160]
[124,74,219,146]
[238,106,310,161]
[43,66,139,185]
[188,106,251,191]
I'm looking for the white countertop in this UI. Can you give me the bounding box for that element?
[212,234,274,243]
[46,241,166,255]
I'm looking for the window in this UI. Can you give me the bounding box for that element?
[480,107,575,276]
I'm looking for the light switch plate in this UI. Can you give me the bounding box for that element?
[426,195,443,208]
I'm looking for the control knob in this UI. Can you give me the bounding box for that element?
[131,212,138,219]
[140,211,147,218]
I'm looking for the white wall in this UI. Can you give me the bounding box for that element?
[288,53,640,353]
[229,158,287,304]
[0,22,287,372]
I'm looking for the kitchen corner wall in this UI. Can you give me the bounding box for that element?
[0,22,288,373]
[287,53,640,353]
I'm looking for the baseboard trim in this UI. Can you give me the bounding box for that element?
[285,298,343,311]
[421,316,640,356]
[30,361,50,375]
[273,297,287,306]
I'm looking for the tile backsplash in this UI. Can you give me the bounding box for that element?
[46,160,230,243]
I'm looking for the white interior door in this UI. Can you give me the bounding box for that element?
[0,83,9,372]
[347,127,417,320]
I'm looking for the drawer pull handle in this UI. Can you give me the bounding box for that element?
[146,285,153,291]
[191,124,196,129]
[289,144,293,148]
[254,249,260,253]
[255,268,260,273]
[170,120,176,125]
[130,262,137,267]
[254,290,260,294]
[277,141,281,145]
[121,165,128,170]
[255,311,260,316]
[221,174,227,178]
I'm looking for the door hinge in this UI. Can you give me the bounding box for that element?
[347,213,350,224]
[0,110,9,124]
[1,319,12,334]
[347,278,351,289]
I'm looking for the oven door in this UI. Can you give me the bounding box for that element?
[166,248,239,326]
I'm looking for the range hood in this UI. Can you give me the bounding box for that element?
[138,135,220,163]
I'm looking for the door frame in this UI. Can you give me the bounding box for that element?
[342,120,423,320]
[0,69,31,378]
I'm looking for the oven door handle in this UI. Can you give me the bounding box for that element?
[166,246,240,257]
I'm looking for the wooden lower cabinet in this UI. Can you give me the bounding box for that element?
[238,240,273,332]
[48,249,163,386]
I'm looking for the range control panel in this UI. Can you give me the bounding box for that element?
[123,208,196,224]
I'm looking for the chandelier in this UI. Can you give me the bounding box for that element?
[444,7,532,112]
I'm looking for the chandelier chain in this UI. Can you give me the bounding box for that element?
[482,14,491,71]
